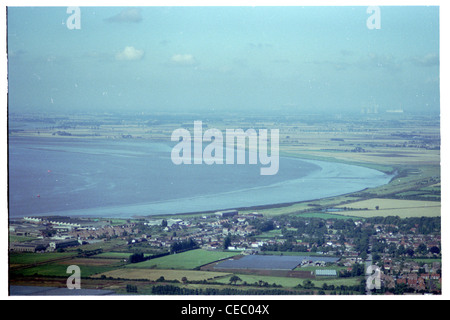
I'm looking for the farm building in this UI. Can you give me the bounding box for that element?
[215,210,238,218]
[10,238,80,252]
[49,239,80,250]
[315,269,337,277]
[9,241,47,253]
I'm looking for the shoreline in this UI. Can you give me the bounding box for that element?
[8,143,394,220]
[8,132,439,221]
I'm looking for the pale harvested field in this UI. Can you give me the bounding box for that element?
[280,145,439,166]
[93,268,231,282]
[336,198,440,218]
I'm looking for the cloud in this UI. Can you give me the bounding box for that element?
[170,54,197,66]
[115,46,144,61]
[354,53,402,72]
[105,8,142,23]
[411,53,439,67]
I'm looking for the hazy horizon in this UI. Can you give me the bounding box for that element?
[7,6,440,116]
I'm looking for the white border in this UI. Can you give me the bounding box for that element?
[1,0,448,301]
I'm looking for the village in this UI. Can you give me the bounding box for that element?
[9,208,441,294]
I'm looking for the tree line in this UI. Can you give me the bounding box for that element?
[170,238,198,254]
[151,285,311,295]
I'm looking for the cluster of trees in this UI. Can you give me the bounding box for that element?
[284,217,328,238]
[249,219,275,233]
[129,252,146,263]
[170,238,198,254]
[296,279,366,295]
[366,216,440,235]
[150,280,365,295]
[250,216,440,260]
[339,263,365,277]
[261,242,309,252]
[126,284,138,293]
[371,240,440,260]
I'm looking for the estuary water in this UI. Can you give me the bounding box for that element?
[8,136,392,219]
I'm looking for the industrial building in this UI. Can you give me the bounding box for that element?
[215,210,238,218]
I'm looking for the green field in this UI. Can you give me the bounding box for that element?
[9,252,78,265]
[9,235,39,243]
[94,268,231,282]
[93,252,155,259]
[215,273,361,288]
[126,249,240,270]
[254,229,283,238]
[9,251,127,278]
[293,212,360,220]
[10,263,116,278]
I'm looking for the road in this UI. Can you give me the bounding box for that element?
[365,253,373,295]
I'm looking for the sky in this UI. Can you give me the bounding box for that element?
[6,5,440,115]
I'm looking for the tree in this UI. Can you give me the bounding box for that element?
[351,263,365,277]
[229,275,242,285]
[302,280,314,289]
[417,243,428,255]
[126,284,137,293]
[372,253,381,264]
[406,247,415,257]
[430,246,440,255]
[223,235,232,250]
[360,251,368,261]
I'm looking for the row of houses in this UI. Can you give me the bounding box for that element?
[376,233,441,251]
[22,217,83,228]
[69,223,138,240]
[395,272,441,292]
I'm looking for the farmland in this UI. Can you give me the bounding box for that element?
[8,112,441,295]
[93,269,231,282]
[124,249,240,270]
[215,273,361,288]
[9,208,441,295]
[335,198,441,218]
[10,253,126,278]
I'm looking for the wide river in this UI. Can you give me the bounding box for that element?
[8,136,392,219]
